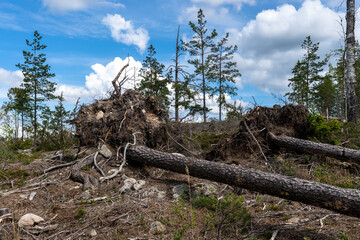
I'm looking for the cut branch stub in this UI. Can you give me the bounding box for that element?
[127,145,360,218]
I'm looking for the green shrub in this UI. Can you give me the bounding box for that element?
[307,113,342,144]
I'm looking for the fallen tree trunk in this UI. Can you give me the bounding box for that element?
[127,145,360,218]
[268,132,360,164]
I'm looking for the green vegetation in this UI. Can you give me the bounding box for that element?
[75,208,86,219]
[307,113,342,144]
[0,169,30,188]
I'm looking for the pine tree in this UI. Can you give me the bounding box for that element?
[51,92,70,147]
[208,33,240,121]
[5,87,30,141]
[182,9,218,123]
[286,36,327,107]
[138,45,170,108]
[313,68,337,117]
[16,30,56,144]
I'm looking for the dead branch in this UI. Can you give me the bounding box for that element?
[100,132,141,182]
[70,153,98,189]
[112,60,130,97]
[93,151,105,176]
[243,120,274,172]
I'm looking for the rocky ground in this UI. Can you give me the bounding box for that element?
[0,91,359,239]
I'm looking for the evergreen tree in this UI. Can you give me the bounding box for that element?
[138,45,170,108]
[168,26,197,122]
[51,92,70,147]
[182,9,218,123]
[208,33,240,121]
[5,87,30,141]
[313,68,337,117]
[16,30,56,144]
[286,36,327,107]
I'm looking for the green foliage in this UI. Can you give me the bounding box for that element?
[192,194,251,237]
[192,132,222,151]
[138,45,170,109]
[225,100,244,120]
[337,232,349,240]
[0,169,29,188]
[182,8,218,122]
[15,30,57,144]
[75,208,86,219]
[307,113,342,144]
[286,36,328,107]
[207,32,240,121]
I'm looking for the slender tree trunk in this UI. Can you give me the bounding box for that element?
[21,112,24,142]
[346,0,357,123]
[201,39,207,123]
[127,145,360,218]
[219,47,223,121]
[175,26,180,122]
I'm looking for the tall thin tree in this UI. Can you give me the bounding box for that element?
[208,33,240,120]
[182,9,218,123]
[345,0,357,122]
[16,30,56,144]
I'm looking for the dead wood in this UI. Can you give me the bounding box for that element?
[127,145,360,218]
[268,132,360,164]
[112,61,129,97]
[70,153,98,189]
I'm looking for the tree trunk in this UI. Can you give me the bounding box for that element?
[346,0,357,123]
[268,132,360,164]
[127,145,360,218]
[175,26,180,122]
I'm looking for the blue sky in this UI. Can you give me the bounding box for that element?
[0,0,353,119]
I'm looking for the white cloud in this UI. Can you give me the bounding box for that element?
[58,56,142,104]
[42,0,124,13]
[102,14,149,54]
[179,5,241,27]
[191,0,255,11]
[0,68,23,98]
[229,0,342,93]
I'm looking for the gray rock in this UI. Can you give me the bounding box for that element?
[120,178,137,192]
[133,180,146,190]
[149,221,166,235]
[172,184,189,200]
[194,183,217,196]
[89,229,97,237]
[99,144,114,158]
[18,213,44,227]
[81,190,91,200]
[29,192,37,201]
[142,187,166,199]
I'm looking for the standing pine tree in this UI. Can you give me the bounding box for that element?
[5,87,30,141]
[16,30,56,144]
[208,33,240,121]
[182,9,218,123]
[138,45,170,108]
[286,36,327,107]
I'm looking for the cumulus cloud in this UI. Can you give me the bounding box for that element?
[102,14,149,53]
[42,0,124,13]
[191,0,255,11]
[179,5,241,27]
[0,68,23,98]
[57,57,142,104]
[228,0,342,93]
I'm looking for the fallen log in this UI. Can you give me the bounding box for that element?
[268,132,360,164]
[127,145,360,218]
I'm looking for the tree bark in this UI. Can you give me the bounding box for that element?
[268,132,360,164]
[127,145,360,218]
[346,0,357,123]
